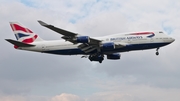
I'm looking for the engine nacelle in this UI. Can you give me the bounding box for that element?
[101,42,115,50]
[107,53,121,60]
[76,36,90,43]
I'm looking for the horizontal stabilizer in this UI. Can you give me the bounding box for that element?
[5,39,35,47]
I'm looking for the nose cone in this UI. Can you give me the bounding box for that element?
[171,38,175,43]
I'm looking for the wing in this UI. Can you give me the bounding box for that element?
[38,20,102,53]
[38,20,101,45]
[38,20,77,37]
[37,21,127,54]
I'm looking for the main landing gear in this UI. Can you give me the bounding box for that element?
[156,48,159,56]
[81,54,104,63]
[88,54,104,63]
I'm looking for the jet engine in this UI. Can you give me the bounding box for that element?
[76,36,90,43]
[101,42,115,50]
[107,53,121,60]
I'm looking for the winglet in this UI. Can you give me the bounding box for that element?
[37,20,49,26]
[37,20,78,37]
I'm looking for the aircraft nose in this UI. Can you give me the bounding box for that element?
[171,37,175,43]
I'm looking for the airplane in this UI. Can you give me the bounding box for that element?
[5,21,175,63]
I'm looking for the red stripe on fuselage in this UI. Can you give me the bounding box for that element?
[12,24,33,33]
[129,32,154,35]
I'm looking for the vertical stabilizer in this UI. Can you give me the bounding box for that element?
[9,22,44,43]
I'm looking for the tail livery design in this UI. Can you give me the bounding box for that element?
[10,22,43,43]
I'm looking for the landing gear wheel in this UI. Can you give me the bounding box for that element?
[156,48,159,56]
[156,52,159,55]
[88,54,104,63]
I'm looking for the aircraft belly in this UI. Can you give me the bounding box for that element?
[103,42,171,53]
[43,48,85,55]
[42,42,170,55]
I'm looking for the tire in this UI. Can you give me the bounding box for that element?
[156,52,159,55]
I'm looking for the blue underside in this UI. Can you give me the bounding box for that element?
[43,42,170,55]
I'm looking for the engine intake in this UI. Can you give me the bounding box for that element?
[76,36,90,43]
[101,42,115,50]
[107,53,120,60]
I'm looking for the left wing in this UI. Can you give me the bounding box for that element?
[38,20,101,53]
[38,20,77,37]
[38,20,101,45]
[38,21,127,54]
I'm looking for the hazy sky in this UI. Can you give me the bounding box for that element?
[0,0,180,101]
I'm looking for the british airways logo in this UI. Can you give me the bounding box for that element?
[129,32,155,38]
[110,36,143,41]
[110,32,155,41]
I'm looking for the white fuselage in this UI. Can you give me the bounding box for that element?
[17,31,174,55]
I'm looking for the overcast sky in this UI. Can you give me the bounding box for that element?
[0,0,180,101]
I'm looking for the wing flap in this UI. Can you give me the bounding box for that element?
[78,44,98,53]
[114,42,127,48]
[89,38,101,45]
[84,47,97,53]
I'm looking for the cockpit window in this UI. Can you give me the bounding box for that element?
[159,31,163,33]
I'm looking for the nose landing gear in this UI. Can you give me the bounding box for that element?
[156,48,159,56]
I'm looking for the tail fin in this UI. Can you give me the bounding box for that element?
[9,22,44,43]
